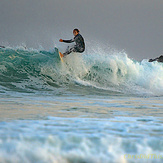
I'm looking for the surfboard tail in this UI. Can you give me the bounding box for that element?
[59,52,64,58]
[55,47,64,62]
[59,52,64,62]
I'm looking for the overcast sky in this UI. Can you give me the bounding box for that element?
[0,0,162,60]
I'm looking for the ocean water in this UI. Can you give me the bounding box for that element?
[0,47,163,163]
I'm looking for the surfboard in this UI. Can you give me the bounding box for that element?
[55,47,64,62]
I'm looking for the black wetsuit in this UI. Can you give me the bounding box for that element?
[62,34,85,56]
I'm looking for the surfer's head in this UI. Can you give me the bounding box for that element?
[73,28,80,36]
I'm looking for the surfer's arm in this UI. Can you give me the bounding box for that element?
[62,39,74,43]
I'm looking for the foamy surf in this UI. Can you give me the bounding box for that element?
[0,116,162,163]
[0,47,162,96]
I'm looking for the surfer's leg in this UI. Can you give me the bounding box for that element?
[63,47,77,56]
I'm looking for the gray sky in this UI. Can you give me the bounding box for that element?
[0,0,163,60]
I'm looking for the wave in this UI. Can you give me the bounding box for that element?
[0,116,163,163]
[0,46,163,96]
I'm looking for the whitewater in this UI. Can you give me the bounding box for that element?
[0,46,163,163]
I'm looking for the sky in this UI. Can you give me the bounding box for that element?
[0,0,162,60]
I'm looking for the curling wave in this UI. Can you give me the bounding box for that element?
[0,47,163,96]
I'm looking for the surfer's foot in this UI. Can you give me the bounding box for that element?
[59,52,64,58]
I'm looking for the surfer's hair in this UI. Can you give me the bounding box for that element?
[73,28,80,33]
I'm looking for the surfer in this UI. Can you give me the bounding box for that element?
[59,28,85,57]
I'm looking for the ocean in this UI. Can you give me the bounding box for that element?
[0,47,163,163]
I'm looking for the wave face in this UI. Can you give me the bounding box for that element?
[0,47,163,96]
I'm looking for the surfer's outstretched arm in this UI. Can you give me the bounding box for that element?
[59,39,74,43]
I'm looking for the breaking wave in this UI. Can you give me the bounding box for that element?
[0,47,163,96]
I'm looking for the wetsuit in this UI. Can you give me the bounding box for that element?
[62,34,85,56]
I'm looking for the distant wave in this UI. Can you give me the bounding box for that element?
[0,47,163,96]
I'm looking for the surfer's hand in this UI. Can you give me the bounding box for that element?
[59,39,63,42]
